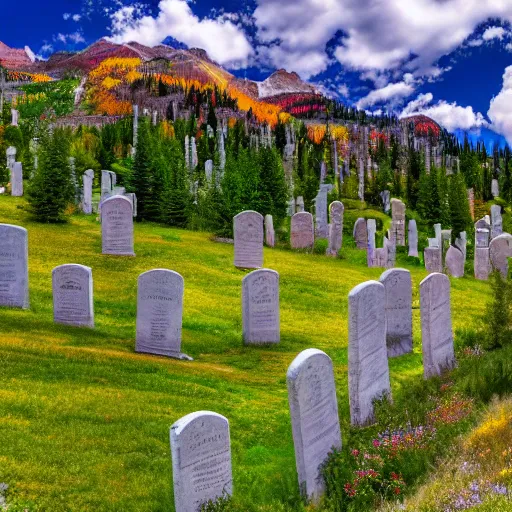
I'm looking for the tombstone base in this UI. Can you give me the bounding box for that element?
[243,337,280,346]
[136,347,193,361]
[387,337,413,358]
[102,251,136,257]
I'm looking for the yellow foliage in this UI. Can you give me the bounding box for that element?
[101,77,121,90]
[465,403,512,453]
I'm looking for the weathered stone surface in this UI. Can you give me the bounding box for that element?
[424,247,442,273]
[455,231,467,262]
[489,233,512,278]
[205,160,213,182]
[170,411,232,512]
[101,170,112,198]
[390,199,406,246]
[287,198,296,217]
[264,215,275,248]
[0,224,29,309]
[82,169,94,214]
[11,162,23,197]
[287,349,342,502]
[491,205,503,239]
[6,146,16,171]
[52,264,94,327]
[492,179,499,198]
[11,109,18,127]
[296,196,305,213]
[314,187,329,239]
[420,273,455,379]
[101,196,135,256]
[242,269,279,344]
[348,281,391,426]
[408,220,419,257]
[476,228,490,248]
[136,269,191,359]
[380,190,390,213]
[379,269,413,357]
[233,211,264,269]
[445,246,464,278]
[475,247,491,281]
[291,212,314,250]
[327,201,344,256]
[475,217,491,231]
[125,193,137,217]
[367,219,377,267]
[353,218,367,250]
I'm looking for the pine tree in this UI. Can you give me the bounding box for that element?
[448,172,472,241]
[258,146,289,223]
[165,138,190,228]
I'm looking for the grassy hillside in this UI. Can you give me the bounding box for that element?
[0,195,491,511]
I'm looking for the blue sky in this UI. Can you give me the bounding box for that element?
[2,0,512,148]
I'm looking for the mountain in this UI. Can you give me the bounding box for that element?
[256,69,317,98]
[0,41,34,69]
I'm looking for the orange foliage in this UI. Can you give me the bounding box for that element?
[307,125,327,145]
[159,120,175,139]
[7,71,52,83]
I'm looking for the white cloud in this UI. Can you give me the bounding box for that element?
[55,32,85,45]
[506,42,512,52]
[63,13,71,20]
[72,14,82,22]
[482,26,507,41]
[356,81,415,109]
[488,66,512,145]
[108,0,254,68]
[401,93,487,132]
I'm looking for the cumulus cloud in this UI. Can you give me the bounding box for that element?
[356,81,415,109]
[108,0,254,68]
[55,32,85,44]
[482,26,507,41]
[401,93,487,132]
[488,66,512,145]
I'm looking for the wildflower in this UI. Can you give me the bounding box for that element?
[351,449,360,457]
[372,439,381,447]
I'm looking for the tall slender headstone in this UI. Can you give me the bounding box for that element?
[218,130,226,172]
[82,169,94,214]
[420,273,455,378]
[287,349,342,502]
[492,179,499,198]
[327,201,344,256]
[291,212,314,250]
[136,269,191,359]
[296,196,305,213]
[475,225,491,280]
[132,104,139,155]
[242,269,280,344]
[101,196,135,256]
[170,411,232,512]
[101,170,112,198]
[11,162,23,196]
[0,224,29,309]
[408,220,418,257]
[314,186,330,239]
[491,205,503,239]
[358,157,364,201]
[380,190,390,213]
[379,269,413,357]
[11,108,18,127]
[489,233,512,278]
[52,264,94,328]
[233,211,263,269]
[390,199,406,246]
[353,218,367,250]
[264,214,275,248]
[6,146,16,170]
[125,193,137,218]
[348,281,391,426]
[205,160,213,182]
[367,219,377,267]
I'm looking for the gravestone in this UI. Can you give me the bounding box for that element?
[291,212,314,250]
[82,169,94,214]
[467,188,475,220]
[445,246,464,278]
[327,201,344,256]
[420,273,455,378]
[296,196,305,213]
[170,411,232,512]
[408,220,418,257]
[11,162,23,197]
[205,160,213,182]
[125,193,137,217]
[136,269,191,359]
[132,105,139,154]
[489,233,512,278]
[353,218,367,250]
[367,219,377,267]
[0,224,29,309]
[11,109,19,127]
[455,231,467,263]
[475,247,491,281]
[101,196,135,256]
[314,186,329,239]
[233,211,264,269]
[348,281,391,426]
[390,199,406,246]
[379,269,413,357]
[242,269,280,344]
[491,205,503,239]
[287,198,296,217]
[320,161,327,183]
[380,190,391,213]
[101,170,112,198]
[358,158,364,200]
[287,349,342,502]
[6,146,16,170]
[492,179,499,198]
[52,264,94,327]
[264,215,275,248]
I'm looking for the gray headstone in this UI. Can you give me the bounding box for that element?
[0,224,29,309]
[379,269,413,357]
[380,190,390,213]
[136,269,191,359]
[112,186,126,196]
[52,264,94,328]
[287,349,342,502]
[264,214,275,248]
[327,201,344,256]
[492,179,500,198]
[82,170,94,214]
[474,247,491,281]
[489,233,512,278]
[11,109,19,127]
[233,211,264,269]
[242,269,279,345]
[367,219,377,267]
[296,196,305,213]
[358,158,364,200]
[101,196,135,256]
[125,193,137,217]
[11,162,23,197]
[132,104,139,155]
[424,247,442,273]
[491,205,503,239]
[420,273,455,378]
[170,411,232,512]
[6,146,16,170]
[101,170,112,198]
[390,199,406,246]
[455,231,467,262]
[353,218,367,250]
[314,188,329,239]
[205,160,213,182]
[348,281,391,426]
[408,220,418,257]
[291,212,314,249]
[445,246,464,278]
[475,217,490,231]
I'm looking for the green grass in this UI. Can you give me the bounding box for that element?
[0,195,491,511]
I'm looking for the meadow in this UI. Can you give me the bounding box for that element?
[0,195,491,511]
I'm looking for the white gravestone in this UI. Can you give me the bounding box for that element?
[287,349,342,502]
[11,162,23,197]
[379,269,413,358]
[82,170,94,215]
[492,179,499,198]
[296,196,305,213]
[136,269,191,360]
[314,186,330,239]
[233,211,264,269]
[408,220,418,257]
[348,281,391,426]
[205,160,213,182]
[101,196,135,256]
[52,264,94,328]
[390,199,406,246]
[290,212,314,250]
[125,193,137,217]
[420,273,455,379]
[11,109,19,127]
[264,214,275,248]
[242,269,280,345]
[170,411,232,512]
[491,205,503,239]
[424,247,442,273]
[101,170,112,198]
[489,233,512,278]
[0,224,29,309]
[327,201,344,256]
[6,146,16,170]
[353,218,367,250]
[445,246,464,278]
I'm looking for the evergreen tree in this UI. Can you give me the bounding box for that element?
[258,146,289,223]
[448,172,472,241]
[164,138,190,228]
